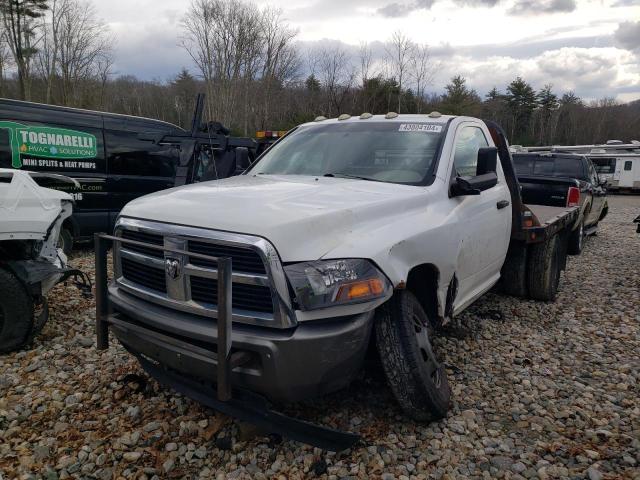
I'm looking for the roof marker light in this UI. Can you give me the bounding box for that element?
[314,116,327,122]
[360,112,373,119]
[338,113,351,121]
[428,111,442,118]
[385,112,398,119]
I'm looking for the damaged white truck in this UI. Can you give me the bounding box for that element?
[95,115,578,450]
[0,169,89,352]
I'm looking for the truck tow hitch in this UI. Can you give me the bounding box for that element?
[94,234,360,452]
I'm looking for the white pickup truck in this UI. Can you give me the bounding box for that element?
[96,114,577,447]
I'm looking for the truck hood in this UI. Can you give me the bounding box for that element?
[121,174,429,261]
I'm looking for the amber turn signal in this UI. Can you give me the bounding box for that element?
[336,279,385,301]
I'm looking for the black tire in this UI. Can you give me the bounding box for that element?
[375,291,451,421]
[598,204,608,222]
[0,268,34,353]
[58,227,73,256]
[527,235,562,301]
[567,220,584,255]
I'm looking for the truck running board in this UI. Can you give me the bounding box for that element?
[137,355,360,452]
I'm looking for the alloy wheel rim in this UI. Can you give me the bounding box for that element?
[412,311,442,388]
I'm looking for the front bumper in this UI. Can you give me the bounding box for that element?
[108,285,374,402]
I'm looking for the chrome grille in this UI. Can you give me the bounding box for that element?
[187,240,266,274]
[113,217,295,328]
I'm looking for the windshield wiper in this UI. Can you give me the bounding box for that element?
[323,173,381,182]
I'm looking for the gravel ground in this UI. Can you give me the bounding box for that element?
[1,196,638,480]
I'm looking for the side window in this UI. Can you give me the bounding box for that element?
[453,126,489,177]
[624,160,632,171]
[106,130,179,177]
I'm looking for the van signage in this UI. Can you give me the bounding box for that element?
[0,121,97,169]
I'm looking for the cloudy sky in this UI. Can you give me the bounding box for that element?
[94,0,640,102]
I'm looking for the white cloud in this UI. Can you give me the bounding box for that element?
[87,0,640,101]
[431,47,640,100]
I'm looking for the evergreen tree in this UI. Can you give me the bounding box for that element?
[439,75,481,116]
[305,74,320,92]
[560,91,583,107]
[536,84,559,144]
[505,77,538,144]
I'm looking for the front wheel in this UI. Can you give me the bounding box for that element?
[375,291,451,421]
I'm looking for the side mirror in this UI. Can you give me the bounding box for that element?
[235,147,250,170]
[476,147,498,176]
[451,172,498,197]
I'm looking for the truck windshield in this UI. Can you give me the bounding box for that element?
[248,122,444,185]
[513,155,585,179]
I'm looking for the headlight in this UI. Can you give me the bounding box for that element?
[284,259,392,311]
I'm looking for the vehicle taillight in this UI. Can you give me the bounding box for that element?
[567,187,580,207]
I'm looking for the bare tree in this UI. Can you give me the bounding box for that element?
[0,24,11,96]
[410,43,434,113]
[180,0,298,130]
[259,6,299,130]
[318,45,355,116]
[36,0,68,103]
[180,0,218,120]
[358,41,373,85]
[55,0,112,106]
[385,30,415,113]
[0,0,48,100]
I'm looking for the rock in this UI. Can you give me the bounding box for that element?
[123,452,142,462]
[165,442,178,452]
[143,421,161,432]
[77,336,93,348]
[587,466,603,480]
[490,456,513,470]
[33,445,50,461]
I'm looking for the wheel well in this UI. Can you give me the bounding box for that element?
[405,264,440,323]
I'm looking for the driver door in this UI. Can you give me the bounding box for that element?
[451,124,512,309]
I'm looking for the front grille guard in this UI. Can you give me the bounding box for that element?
[94,233,360,452]
[95,232,235,402]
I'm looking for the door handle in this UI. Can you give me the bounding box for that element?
[497,200,510,209]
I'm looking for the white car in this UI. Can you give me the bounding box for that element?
[96,114,578,443]
[0,169,87,351]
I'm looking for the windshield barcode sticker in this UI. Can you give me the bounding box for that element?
[399,124,443,133]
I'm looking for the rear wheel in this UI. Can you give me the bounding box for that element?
[567,220,584,255]
[0,269,34,353]
[375,291,451,421]
[527,235,562,301]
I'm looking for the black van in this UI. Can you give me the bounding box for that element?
[0,97,255,251]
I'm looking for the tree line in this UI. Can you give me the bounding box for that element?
[1,0,638,146]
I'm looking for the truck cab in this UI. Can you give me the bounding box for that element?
[96,113,576,436]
